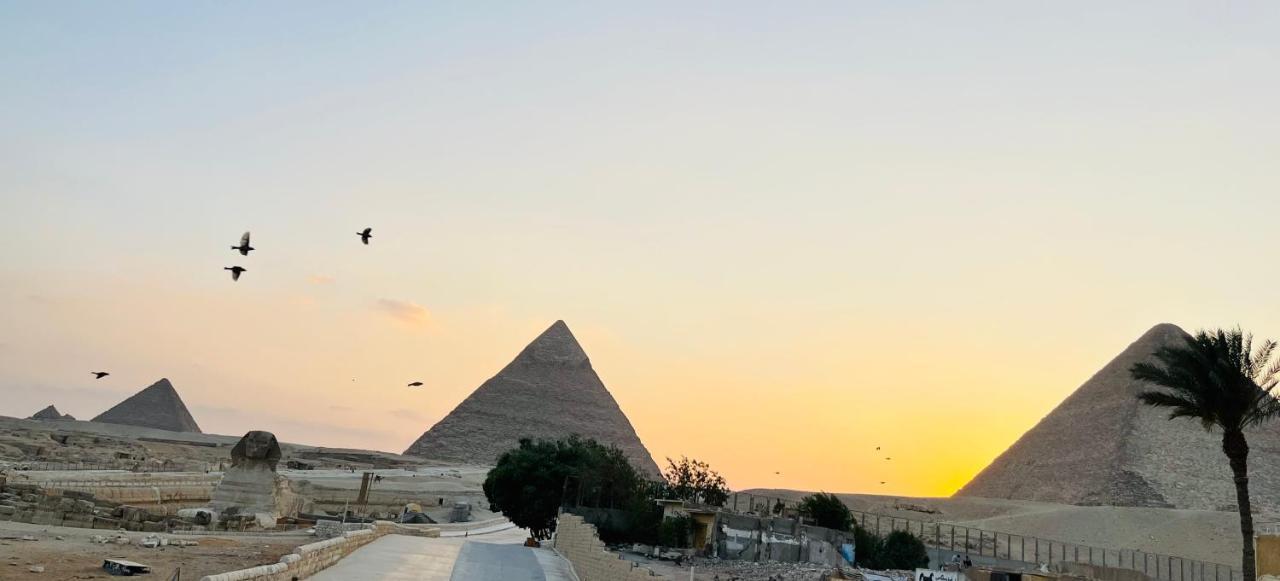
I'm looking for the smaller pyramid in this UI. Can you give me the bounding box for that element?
[29,405,74,421]
[91,378,202,433]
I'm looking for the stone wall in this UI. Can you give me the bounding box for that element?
[714,512,850,566]
[0,482,183,532]
[12,473,217,507]
[553,513,667,581]
[198,521,439,581]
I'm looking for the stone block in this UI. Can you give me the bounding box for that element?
[31,510,64,526]
[63,515,94,529]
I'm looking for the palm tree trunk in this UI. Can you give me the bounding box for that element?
[1224,429,1256,581]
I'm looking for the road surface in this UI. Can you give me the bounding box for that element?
[310,525,575,581]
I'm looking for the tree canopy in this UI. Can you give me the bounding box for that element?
[660,456,730,507]
[483,436,646,540]
[797,492,853,531]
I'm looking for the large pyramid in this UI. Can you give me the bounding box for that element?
[403,321,661,477]
[91,378,202,433]
[957,323,1280,516]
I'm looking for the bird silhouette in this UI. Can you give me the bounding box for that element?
[225,266,246,281]
[407,381,424,387]
[357,227,372,245]
[231,232,254,256]
[91,372,109,379]
[876,446,881,450]
[880,481,886,485]
[885,457,891,461]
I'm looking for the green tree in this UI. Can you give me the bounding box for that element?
[852,525,883,568]
[1131,328,1280,581]
[878,530,929,569]
[659,515,692,548]
[483,436,645,540]
[661,456,730,507]
[797,492,853,531]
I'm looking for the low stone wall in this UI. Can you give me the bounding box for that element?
[554,513,667,580]
[11,473,217,506]
[198,521,439,581]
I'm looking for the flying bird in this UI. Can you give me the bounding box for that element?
[357,227,372,245]
[885,457,891,461]
[880,481,886,485]
[876,446,880,450]
[231,231,254,256]
[91,371,109,379]
[407,381,424,387]
[225,266,246,281]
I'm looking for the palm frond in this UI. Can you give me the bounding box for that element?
[1131,327,1280,433]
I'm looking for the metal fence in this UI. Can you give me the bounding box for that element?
[723,494,1238,581]
[850,510,1239,581]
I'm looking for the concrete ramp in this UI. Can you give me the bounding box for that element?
[310,534,575,581]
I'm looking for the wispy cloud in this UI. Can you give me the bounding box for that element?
[390,408,427,422]
[307,275,335,285]
[375,299,431,327]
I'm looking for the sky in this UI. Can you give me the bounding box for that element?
[2,2,1279,497]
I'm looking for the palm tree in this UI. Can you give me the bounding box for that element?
[1131,328,1280,581]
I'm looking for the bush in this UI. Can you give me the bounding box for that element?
[853,524,883,567]
[797,492,852,531]
[658,515,692,548]
[878,530,930,570]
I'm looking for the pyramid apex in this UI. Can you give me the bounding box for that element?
[1141,323,1187,338]
[513,320,589,366]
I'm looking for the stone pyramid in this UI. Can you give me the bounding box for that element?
[29,405,74,421]
[957,323,1280,516]
[403,320,661,477]
[91,378,202,433]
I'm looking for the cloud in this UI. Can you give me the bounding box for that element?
[389,408,427,422]
[307,275,335,285]
[375,299,431,327]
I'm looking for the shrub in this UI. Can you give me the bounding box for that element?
[658,515,692,548]
[797,492,853,531]
[878,530,930,570]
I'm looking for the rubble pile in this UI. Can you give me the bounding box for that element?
[691,559,915,581]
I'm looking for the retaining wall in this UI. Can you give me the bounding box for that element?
[554,513,667,580]
[13,474,217,506]
[197,521,439,581]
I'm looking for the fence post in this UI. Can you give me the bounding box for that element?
[1021,536,1026,562]
[951,527,955,552]
[966,528,970,554]
[978,531,984,557]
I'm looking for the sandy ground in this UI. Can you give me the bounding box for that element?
[0,520,306,580]
[745,489,1246,566]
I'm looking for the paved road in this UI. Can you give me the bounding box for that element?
[310,529,575,581]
